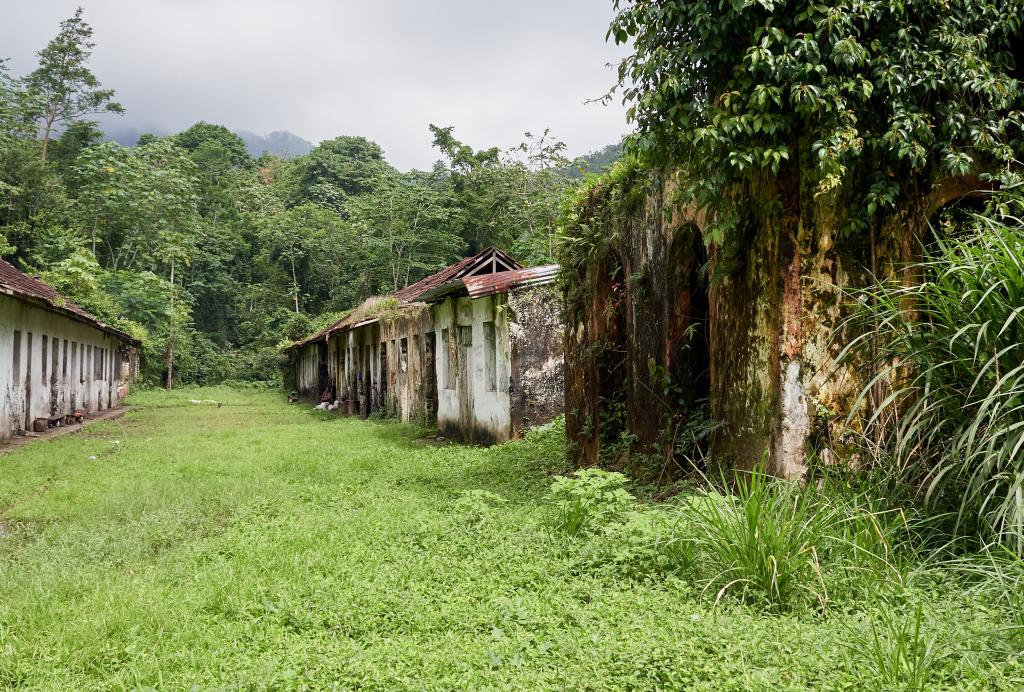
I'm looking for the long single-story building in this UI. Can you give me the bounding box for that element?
[0,259,140,438]
[284,247,564,444]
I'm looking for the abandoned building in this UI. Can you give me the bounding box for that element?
[284,247,564,444]
[0,259,140,438]
[563,165,988,480]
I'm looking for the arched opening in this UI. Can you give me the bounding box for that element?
[665,223,712,468]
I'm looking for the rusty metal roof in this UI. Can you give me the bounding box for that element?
[0,259,141,346]
[283,247,533,352]
[415,264,559,302]
[463,264,559,298]
[393,246,521,303]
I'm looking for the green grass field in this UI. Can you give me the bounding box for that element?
[0,387,1021,689]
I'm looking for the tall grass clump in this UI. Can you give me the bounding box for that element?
[840,193,1024,550]
[683,463,841,609]
[845,602,937,691]
[679,462,921,610]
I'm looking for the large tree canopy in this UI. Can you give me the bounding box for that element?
[611,0,1024,243]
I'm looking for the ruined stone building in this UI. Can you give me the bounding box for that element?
[284,247,564,444]
[563,165,986,480]
[0,259,140,438]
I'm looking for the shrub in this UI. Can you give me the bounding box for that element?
[841,193,1024,550]
[546,468,635,535]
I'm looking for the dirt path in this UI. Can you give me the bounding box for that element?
[0,406,132,456]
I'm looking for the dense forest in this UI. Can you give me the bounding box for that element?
[0,9,614,387]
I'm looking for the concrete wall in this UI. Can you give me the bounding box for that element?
[508,283,565,437]
[335,321,386,416]
[0,295,136,438]
[289,341,324,400]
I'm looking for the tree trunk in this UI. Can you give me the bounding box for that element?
[166,258,175,390]
[41,116,55,161]
[290,254,300,313]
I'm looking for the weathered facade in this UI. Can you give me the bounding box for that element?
[0,260,140,438]
[285,248,564,444]
[564,166,985,479]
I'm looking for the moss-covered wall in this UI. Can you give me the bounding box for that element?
[560,158,956,478]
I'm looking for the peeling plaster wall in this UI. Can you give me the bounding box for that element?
[563,164,922,478]
[0,294,136,438]
[335,322,384,416]
[292,286,564,445]
[430,295,512,444]
[508,283,565,436]
[289,342,322,399]
[565,173,710,471]
[329,309,435,421]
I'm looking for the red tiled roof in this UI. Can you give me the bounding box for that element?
[0,259,140,346]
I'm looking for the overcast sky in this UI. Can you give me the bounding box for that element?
[0,1,631,170]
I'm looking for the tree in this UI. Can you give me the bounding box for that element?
[578,1,1024,474]
[71,139,198,267]
[289,136,391,212]
[429,124,504,252]
[610,0,1024,245]
[26,7,124,160]
[503,129,573,263]
[159,229,197,390]
[0,61,37,145]
[349,170,463,291]
[48,120,103,174]
[429,125,573,260]
[258,203,324,314]
[173,121,251,168]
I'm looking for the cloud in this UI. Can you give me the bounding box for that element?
[0,0,630,169]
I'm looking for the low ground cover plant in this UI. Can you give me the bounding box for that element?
[0,388,1021,688]
[545,467,635,535]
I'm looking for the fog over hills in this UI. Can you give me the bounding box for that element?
[235,130,314,158]
[102,124,314,159]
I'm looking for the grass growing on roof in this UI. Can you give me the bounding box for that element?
[0,387,1020,689]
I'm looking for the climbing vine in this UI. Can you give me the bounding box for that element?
[608,0,1024,246]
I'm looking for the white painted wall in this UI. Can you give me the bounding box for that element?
[292,342,322,397]
[431,294,511,442]
[1,294,134,438]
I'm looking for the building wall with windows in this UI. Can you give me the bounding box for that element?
[0,293,138,438]
[430,294,512,443]
[288,298,562,444]
[284,248,564,445]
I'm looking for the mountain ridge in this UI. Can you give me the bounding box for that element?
[101,125,314,159]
